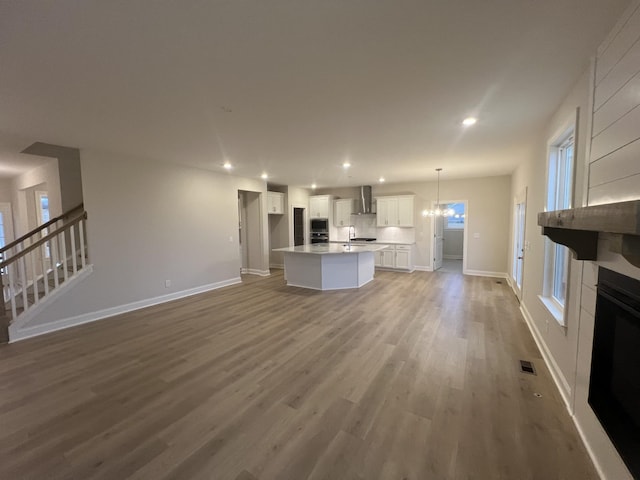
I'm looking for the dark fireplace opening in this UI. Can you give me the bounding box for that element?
[589,267,640,478]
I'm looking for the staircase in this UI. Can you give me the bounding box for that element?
[0,205,89,343]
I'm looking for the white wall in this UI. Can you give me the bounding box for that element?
[0,179,13,203]
[374,177,511,275]
[444,229,463,258]
[510,3,640,478]
[589,2,640,205]
[10,158,62,237]
[317,178,510,275]
[15,150,268,336]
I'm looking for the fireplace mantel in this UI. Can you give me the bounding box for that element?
[538,200,640,268]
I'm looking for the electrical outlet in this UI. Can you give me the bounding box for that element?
[165,279,171,288]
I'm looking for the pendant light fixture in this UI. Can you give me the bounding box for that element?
[422,168,455,217]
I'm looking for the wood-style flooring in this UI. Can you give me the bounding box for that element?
[0,270,597,480]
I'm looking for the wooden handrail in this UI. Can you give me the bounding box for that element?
[0,211,87,270]
[0,203,84,255]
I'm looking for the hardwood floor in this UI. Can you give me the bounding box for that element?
[0,270,597,479]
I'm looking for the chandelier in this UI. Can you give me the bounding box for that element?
[422,168,455,217]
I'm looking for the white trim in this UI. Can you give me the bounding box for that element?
[519,301,573,411]
[443,254,463,260]
[9,266,94,334]
[243,268,271,276]
[9,275,242,342]
[413,265,433,272]
[269,264,284,270]
[538,294,565,326]
[463,269,508,279]
[571,412,609,480]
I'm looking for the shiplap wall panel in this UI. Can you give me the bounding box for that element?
[589,174,640,205]
[590,104,640,160]
[589,140,640,187]
[595,4,640,84]
[593,38,640,111]
[593,72,640,135]
[589,2,640,205]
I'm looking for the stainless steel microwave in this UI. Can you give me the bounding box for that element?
[310,218,329,232]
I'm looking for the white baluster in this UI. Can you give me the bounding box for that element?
[8,262,16,320]
[60,230,68,282]
[31,251,39,304]
[70,224,77,275]
[79,220,86,269]
[41,241,49,297]
[51,235,59,288]
[19,256,27,313]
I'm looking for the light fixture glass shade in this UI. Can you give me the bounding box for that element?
[424,168,455,217]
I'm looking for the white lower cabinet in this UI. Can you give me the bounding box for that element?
[394,245,412,270]
[374,244,413,271]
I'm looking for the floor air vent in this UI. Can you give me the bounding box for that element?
[520,360,536,375]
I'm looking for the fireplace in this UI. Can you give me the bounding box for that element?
[588,267,640,478]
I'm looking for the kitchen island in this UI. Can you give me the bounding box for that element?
[272,243,387,290]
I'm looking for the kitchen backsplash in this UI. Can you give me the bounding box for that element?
[335,215,416,243]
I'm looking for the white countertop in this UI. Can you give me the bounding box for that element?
[329,240,415,246]
[273,243,388,255]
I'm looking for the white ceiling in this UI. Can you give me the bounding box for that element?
[0,1,631,187]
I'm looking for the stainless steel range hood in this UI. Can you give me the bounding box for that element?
[354,185,374,215]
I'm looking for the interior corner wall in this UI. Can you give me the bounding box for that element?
[511,68,591,400]
[57,150,83,212]
[372,176,511,274]
[17,149,267,333]
[10,158,62,237]
[510,41,636,477]
[0,178,13,203]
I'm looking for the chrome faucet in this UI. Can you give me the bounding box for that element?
[348,225,355,245]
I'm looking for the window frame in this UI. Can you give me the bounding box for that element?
[540,122,576,327]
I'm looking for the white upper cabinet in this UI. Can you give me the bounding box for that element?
[376,195,413,227]
[309,195,332,218]
[334,199,353,226]
[267,191,285,214]
[397,196,414,226]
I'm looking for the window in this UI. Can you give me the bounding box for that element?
[541,128,574,324]
[444,202,465,229]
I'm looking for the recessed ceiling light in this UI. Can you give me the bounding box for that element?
[379,177,385,183]
[261,173,268,180]
[223,161,232,170]
[343,162,351,169]
[462,117,477,126]
[311,183,317,189]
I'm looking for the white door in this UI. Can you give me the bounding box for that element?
[433,215,444,271]
[512,189,527,301]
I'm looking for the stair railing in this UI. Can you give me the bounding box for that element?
[0,208,88,335]
[0,203,84,265]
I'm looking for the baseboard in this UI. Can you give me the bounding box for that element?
[571,412,609,480]
[8,266,94,336]
[443,255,463,260]
[413,265,433,272]
[245,269,271,276]
[463,269,508,279]
[269,264,284,270]
[519,301,573,412]
[9,276,242,343]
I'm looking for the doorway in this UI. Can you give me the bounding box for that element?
[293,207,305,246]
[238,190,264,276]
[512,188,527,301]
[432,201,467,274]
